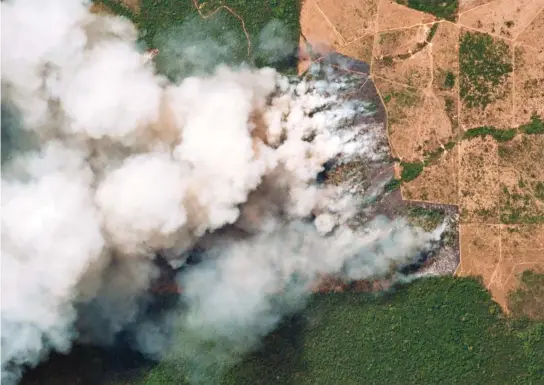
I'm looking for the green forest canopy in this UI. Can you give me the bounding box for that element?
[141,276,544,385]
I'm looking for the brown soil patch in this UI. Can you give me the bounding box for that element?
[418,92,459,151]
[377,75,455,162]
[490,259,544,310]
[374,45,431,88]
[118,0,140,14]
[460,33,513,130]
[457,224,501,286]
[373,26,432,88]
[377,0,435,31]
[300,0,345,50]
[502,224,544,249]
[516,8,544,50]
[458,0,543,39]
[498,135,544,224]
[402,145,459,204]
[490,223,544,309]
[458,0,495,14]
[502,262,544,294]
[314,0,379,42]
[89,2,113,14]
[338,34,375,63]
[374,78,423,160]
[431,22,460,93]
[430,22,461,134]
[374,25,427,57]
[459,137,500,223]
[513,44,544,125]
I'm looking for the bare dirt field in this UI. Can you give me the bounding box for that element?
[373,39,431,89]
[513,44,544,125]
[402,146,459,204]
[377,0,435,31]
[516,8,544,50]
[458,0,544,39]
[488,224,544,309]
[338,34,375,63]
[458,0,495,14]
[300,0,345,51]
[502,224,544,249]
[431,22,460,95]
[374,78,423,160]
[118,0,140,14]
[89,2,113,14]
[459,136,500,223]
[458,223,501,285]
[313,0,379,42]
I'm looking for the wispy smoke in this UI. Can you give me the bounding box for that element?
[1,0,442,383]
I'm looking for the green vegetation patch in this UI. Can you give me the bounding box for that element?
[384,177,402,192]
[216,277,543,384]
[443,71,456,89]
[396,0,458,21]
[400,161,424,182]
[463,126,516,142]
[459,31,513,109]
[498,135,544,224]
[500,185,544,224]
[427,23,439,42]
[423,146,445,165]
[407,206,445,231]
[509,271,544,320]
[93,0,301,79]
[520,113,544,135]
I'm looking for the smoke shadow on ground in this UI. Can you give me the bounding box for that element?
[220,313,309,385]
[19,343,153,385]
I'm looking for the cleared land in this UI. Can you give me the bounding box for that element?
[458,224,501,286]
[300,0,344,51]
[337,34,375,63]
[516,8,544,50]
[498,135,544,224]
[301,1,543,312]
[375,78,424,160]
[377,0,435,31]
[313,0,379,42]
[458,0,544,39]
[459,136,500,223]
[458,0,495,14]
[402,145,458,204]
[513,44,544,125]
[373,26,432,88]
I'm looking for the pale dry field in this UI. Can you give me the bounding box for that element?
[299,0,544,309]
[513,44,544,125]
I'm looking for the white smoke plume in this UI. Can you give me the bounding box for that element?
[1,0,443,383]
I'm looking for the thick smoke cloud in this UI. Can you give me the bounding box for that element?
[1,0,442,383]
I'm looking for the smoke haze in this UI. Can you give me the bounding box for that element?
[1,0,443,383]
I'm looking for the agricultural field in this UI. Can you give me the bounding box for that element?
[299,0,544,309]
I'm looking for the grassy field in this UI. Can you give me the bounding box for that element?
[134,276,544,385]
